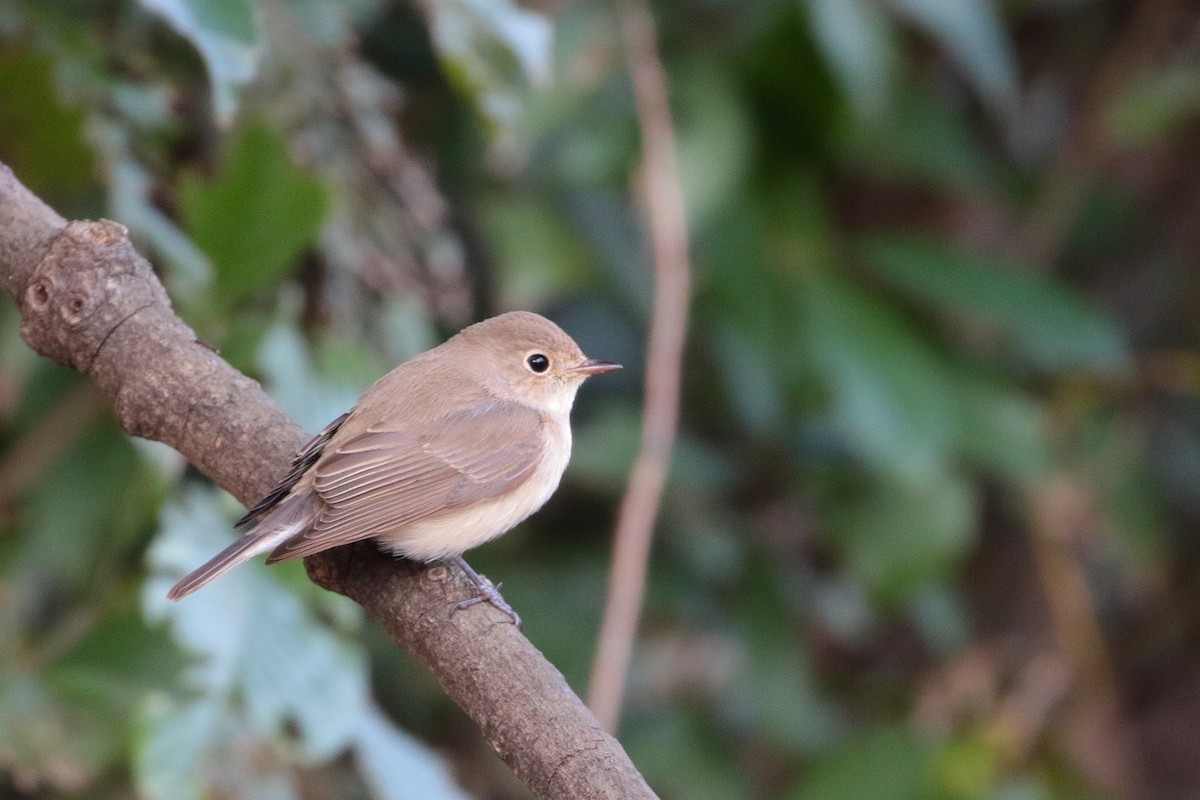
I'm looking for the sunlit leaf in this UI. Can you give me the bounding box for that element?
[255,316,369,433]
[930,732,1002,799]
[426,0,552,128]
[144,487,366,760]
[140,0,260,125]
[179,122,328,308]
[860,235,1131,373]
[144,488,461,797]
[133,696,217,800]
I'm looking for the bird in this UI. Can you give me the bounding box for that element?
[166,310,620,620]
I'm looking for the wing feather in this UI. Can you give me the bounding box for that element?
[235,411,351,528]
[266,401,543,563]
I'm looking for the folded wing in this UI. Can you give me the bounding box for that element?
[266,400,544,563]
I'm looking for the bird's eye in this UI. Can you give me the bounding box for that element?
[526,353,550,374]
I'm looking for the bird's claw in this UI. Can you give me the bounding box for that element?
[448,557,522,628]
[453,591,522,629]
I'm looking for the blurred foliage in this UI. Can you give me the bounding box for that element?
[1,0,1199,799]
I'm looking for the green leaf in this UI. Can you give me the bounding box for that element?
[908,586,970,655]
[52,611,186,705]
[710,323,786,436]
[837,86,1000,190]
[624,712,751,800]
[482,195,598,309]
[0,670,123,791]
[6,420,162,618]
[0,50,97,208]
[887,0,1016,113]
[860,235,1131,373]
[831,472,977,603]
[788,723,934,800]
[803,0,899,118]
[731,560,844,752]
[567,405,641,493]
[741,629,843,752]
[179,122,328,307]
[804,276,959,479]
[1106,62,1200,145]
[426,0,552,129]
[569,405,735,493]
[954,368,1051,484]
[140,0,260,125]
[674,66,754,227]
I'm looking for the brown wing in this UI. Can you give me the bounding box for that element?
[265,400,544,563]
[236,411,351,528]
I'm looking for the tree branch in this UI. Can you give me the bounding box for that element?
[0,161,657,800]
[587,0,692,733]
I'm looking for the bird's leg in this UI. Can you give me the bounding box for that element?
[449,556,522,628]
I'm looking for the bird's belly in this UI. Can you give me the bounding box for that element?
[375,420,571,561]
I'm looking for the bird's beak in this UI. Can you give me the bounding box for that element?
[571,358,622,376]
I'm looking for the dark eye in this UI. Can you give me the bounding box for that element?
[526,353,550,373]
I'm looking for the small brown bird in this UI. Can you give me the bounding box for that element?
[167,311,620,617]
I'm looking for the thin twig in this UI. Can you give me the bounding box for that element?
[587,0,692,733]
[1026,478,1144,798]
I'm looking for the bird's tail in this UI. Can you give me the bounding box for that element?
[166,493,319,600]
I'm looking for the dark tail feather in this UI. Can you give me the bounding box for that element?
[166,493,318,600]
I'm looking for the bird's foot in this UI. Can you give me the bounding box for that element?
[449,556,522,628]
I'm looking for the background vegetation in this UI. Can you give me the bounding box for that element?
[1,0,1198,798]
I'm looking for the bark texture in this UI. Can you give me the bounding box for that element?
[0,162,656,800]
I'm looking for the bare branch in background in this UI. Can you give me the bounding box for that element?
[587,0,693,733]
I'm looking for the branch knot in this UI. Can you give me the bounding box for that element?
[19,219,169,373]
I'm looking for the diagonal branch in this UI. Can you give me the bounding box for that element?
[0,161,657,800]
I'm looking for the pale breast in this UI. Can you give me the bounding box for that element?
[376,412,573,561]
